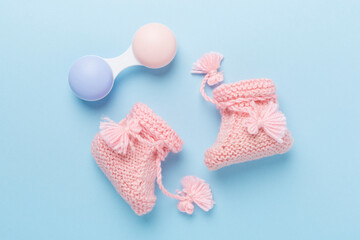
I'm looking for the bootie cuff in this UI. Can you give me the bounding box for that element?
[213,78,277,104]
[129,103,183,153]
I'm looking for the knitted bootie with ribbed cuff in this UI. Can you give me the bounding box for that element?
[91,103,214,215]
[192,53,293,171]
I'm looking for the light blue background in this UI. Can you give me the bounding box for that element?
[1,0,359,239]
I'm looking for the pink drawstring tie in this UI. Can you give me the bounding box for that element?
[154,142,214,215]
[191,52,224,105]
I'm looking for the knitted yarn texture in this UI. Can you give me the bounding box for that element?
[91,103,214,215]
[192,53,293,170]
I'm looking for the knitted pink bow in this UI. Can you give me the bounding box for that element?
[244,101,287,143]
[99,117,142,155]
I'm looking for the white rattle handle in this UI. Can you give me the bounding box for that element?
[104,46,141,80]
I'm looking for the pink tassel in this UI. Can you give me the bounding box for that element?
[99,117,142,155]
[243,101,287,143]
[177,176,214,215]
[191,52,224,86]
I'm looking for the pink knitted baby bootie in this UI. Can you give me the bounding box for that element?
[192,53,293,170]
[91,103,214,215]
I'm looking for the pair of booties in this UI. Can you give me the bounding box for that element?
[91,52,293,216]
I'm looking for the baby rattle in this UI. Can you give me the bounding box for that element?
[68,23,177,101]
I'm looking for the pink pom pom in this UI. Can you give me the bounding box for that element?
[191,52,224,86]
[177,199,195,214]
[177,176,214,214]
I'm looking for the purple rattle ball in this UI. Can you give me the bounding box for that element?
[68,55,114,101]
